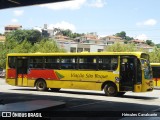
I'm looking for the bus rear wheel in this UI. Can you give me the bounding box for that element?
[50,88,61,92]
[104,83,117,96]
[36,79,47,91]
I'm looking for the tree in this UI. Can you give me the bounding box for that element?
[0,36,65,68]
[156,44,160,48]
[0,42,6,68]
[115,31,133,40]
[26,30,42,44]
[71,33,82,38]
[61,29,72,37]
[125,36,134,41]
[115,31,126,39]
[5,35,18,52]
[146,40,154,46]
[6,29,42,44]
[54,28,84,38]
[105,42,137,52]
[13,40,33,53]
[30,39,66,53]
[148,47,160,63]
[6,30,26,43]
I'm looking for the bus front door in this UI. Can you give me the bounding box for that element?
[16,58,28,86]
[120,57,135,91]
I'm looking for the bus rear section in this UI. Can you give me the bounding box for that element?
[150,63,160,87]
[6,56,28,86]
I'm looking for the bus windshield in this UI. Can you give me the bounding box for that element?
[141,59,152,80]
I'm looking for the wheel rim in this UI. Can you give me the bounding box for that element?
[107,86,115,94]
[37,82,44,89]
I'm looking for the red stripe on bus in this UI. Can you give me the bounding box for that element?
[28,69,59,80]
[7,69,16,78]
[153,78,160,81]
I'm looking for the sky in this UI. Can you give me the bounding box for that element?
[0,0,160,43]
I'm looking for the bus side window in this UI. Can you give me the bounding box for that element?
[98,56,118,70]
[111,57,118,70]
[152,67,160,78]
[29,63,33,68]
[121,58,128,71]
[44,57,60,69]
[78,57,97,70]
[8,57,16,68]
[30,57,44,69]
[60,57,76,70]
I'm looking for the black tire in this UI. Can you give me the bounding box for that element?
[104,83,117,96]
[50,88,61,92]
[36,79,47,91]
[116,92,126,97]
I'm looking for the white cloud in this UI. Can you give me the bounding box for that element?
[11,19,18,23]
[144,19,157,26]
[33,22,76,33]
[40,0,86,10]
[33,26,42,32]
[39,0,106,10]
[136,19,157,26]
[87,0,107,8]
[48,21,76,32]
[13,10,24,16]
[135,34,148,40]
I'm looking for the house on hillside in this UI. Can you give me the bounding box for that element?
[129,39,154,52]
[100,35,124,45]
[138,44,154,52]
[5,25,22,34]
[74,33,99,44]
[0,36,5,43]
[130,39,145,45]
[62,43,105,53]
[54,35,73,43]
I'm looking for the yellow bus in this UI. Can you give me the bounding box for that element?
[150,63,160,87]
[6,52,153,96]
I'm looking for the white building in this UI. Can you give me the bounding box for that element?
[59,42,105,53]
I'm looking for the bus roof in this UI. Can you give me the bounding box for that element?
[150,63,160,66]
[7,52,146,58]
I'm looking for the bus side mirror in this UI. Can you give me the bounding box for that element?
[144,62,147,68]
[142,62,149,71]
[144,62,147,66]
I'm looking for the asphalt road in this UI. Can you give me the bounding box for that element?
[0,78,160,120]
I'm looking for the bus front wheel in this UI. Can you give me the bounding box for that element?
[104,83,117,96]
[36,79,47,91]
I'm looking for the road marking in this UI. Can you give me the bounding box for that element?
[152,107,160,112]
[68,101,107,108]
[68,99,79,102]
